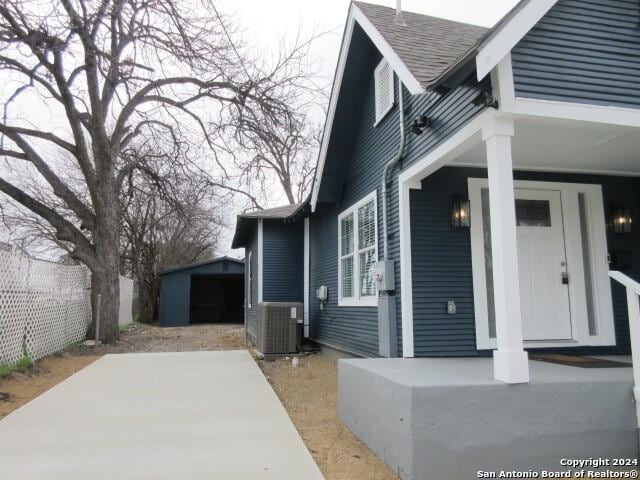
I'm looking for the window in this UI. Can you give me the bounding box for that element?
[374,59,394,125]
[338,192,378,306]
[247,250,252,309]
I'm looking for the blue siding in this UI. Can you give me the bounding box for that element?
[410,168,477,356]
[411,167,639,356]
[512,0,640,107]
[263,220,304,303]
[308,33,486,356]
[159,272,191,327]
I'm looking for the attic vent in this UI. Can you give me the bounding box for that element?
[374,59,395,125]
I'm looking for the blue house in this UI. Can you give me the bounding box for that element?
[233,1,640,476]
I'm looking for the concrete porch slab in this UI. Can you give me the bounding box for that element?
[339,357,637,480]
[0,351,323,480]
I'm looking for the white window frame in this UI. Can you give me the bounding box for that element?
[373,59,395,126]
[338,191,379,307]
[246,250,252,309]
[468,178,615,350]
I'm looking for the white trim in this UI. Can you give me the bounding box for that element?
[399,109,497,186]
[337,191,379,308]
[510,97,640,128]
[476,0,559,80]
[450,161,640,179]
[373,59,395,126]
[303,217,310,338]
[351,5,424,95]
[258,219,263,304]
[490,54,515,112]
[310,4,424,212]
[399,182,415,357]
[469,178,616,350]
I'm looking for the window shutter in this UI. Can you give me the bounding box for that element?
[374,59,394,123]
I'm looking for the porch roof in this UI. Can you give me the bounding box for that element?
[453,116,640,177]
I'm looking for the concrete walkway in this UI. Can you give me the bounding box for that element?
[0,351,323,479]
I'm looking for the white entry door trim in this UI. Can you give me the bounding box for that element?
[469,178,616,350]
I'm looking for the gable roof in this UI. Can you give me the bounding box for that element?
[159,256,244,276]
[231,202,307,249]
[310,0,557,212]
[353,2,488,90]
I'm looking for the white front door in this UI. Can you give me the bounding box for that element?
[514,188,572,340]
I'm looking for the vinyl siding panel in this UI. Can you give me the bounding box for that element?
[512,0,640,107]
[308,42,486,356]
[262,219,304,303]
[410,167,639,356]
[158,272,190,327]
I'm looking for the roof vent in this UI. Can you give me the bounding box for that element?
[394,0,407,26]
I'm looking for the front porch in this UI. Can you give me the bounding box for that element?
[398,110,640,382]
[339,356,636,480]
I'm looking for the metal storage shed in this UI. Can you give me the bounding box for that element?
[158,257,244,327]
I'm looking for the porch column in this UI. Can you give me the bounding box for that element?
[482,116,530,384]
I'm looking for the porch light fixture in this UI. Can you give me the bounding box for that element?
[612,208,632,233]
[451,195,470,229]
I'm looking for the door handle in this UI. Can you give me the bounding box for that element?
[561,272,569,285]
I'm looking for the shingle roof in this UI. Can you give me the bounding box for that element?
[353,1,489,89]
[237,203,304,220]
[231,202,308,249]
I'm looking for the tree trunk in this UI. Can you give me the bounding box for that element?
[88,247,121,343]
[89,184,122,343]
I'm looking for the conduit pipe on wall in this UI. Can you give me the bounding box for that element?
[381,77,406,261]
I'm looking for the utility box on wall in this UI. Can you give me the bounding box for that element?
[257,302,302,354]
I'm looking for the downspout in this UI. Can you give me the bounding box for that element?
[382,79,406,261]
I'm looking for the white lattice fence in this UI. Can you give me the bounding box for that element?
[119,277,134,326]
[0,249,91,364]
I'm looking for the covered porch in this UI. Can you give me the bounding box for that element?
[399,110,640,382]
[370,106,640,478]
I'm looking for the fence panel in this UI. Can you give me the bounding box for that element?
[0,249,91,364]
[119,277,134,326]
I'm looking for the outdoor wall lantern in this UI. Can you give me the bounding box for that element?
[612,208,632,233]
[451,195,470,229]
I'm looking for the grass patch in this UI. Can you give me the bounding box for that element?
[0,354,33,378]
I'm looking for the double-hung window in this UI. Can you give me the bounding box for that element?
[338,191,378,307]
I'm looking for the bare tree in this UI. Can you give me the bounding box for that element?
[227,31,329,207]
[119,148,225,324]
[0,0,308,341]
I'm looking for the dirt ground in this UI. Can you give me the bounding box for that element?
[0,354,99,419]
[260,354,398,480]
[0,322,396,479]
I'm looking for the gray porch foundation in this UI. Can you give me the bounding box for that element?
[338,357,637,480]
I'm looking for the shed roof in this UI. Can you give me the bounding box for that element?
[158,256,244,276]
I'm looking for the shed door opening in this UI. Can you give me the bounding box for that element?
[189,274,244,323]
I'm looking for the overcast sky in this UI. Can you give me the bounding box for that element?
[1,0,521,258]
[223,0,520,85]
